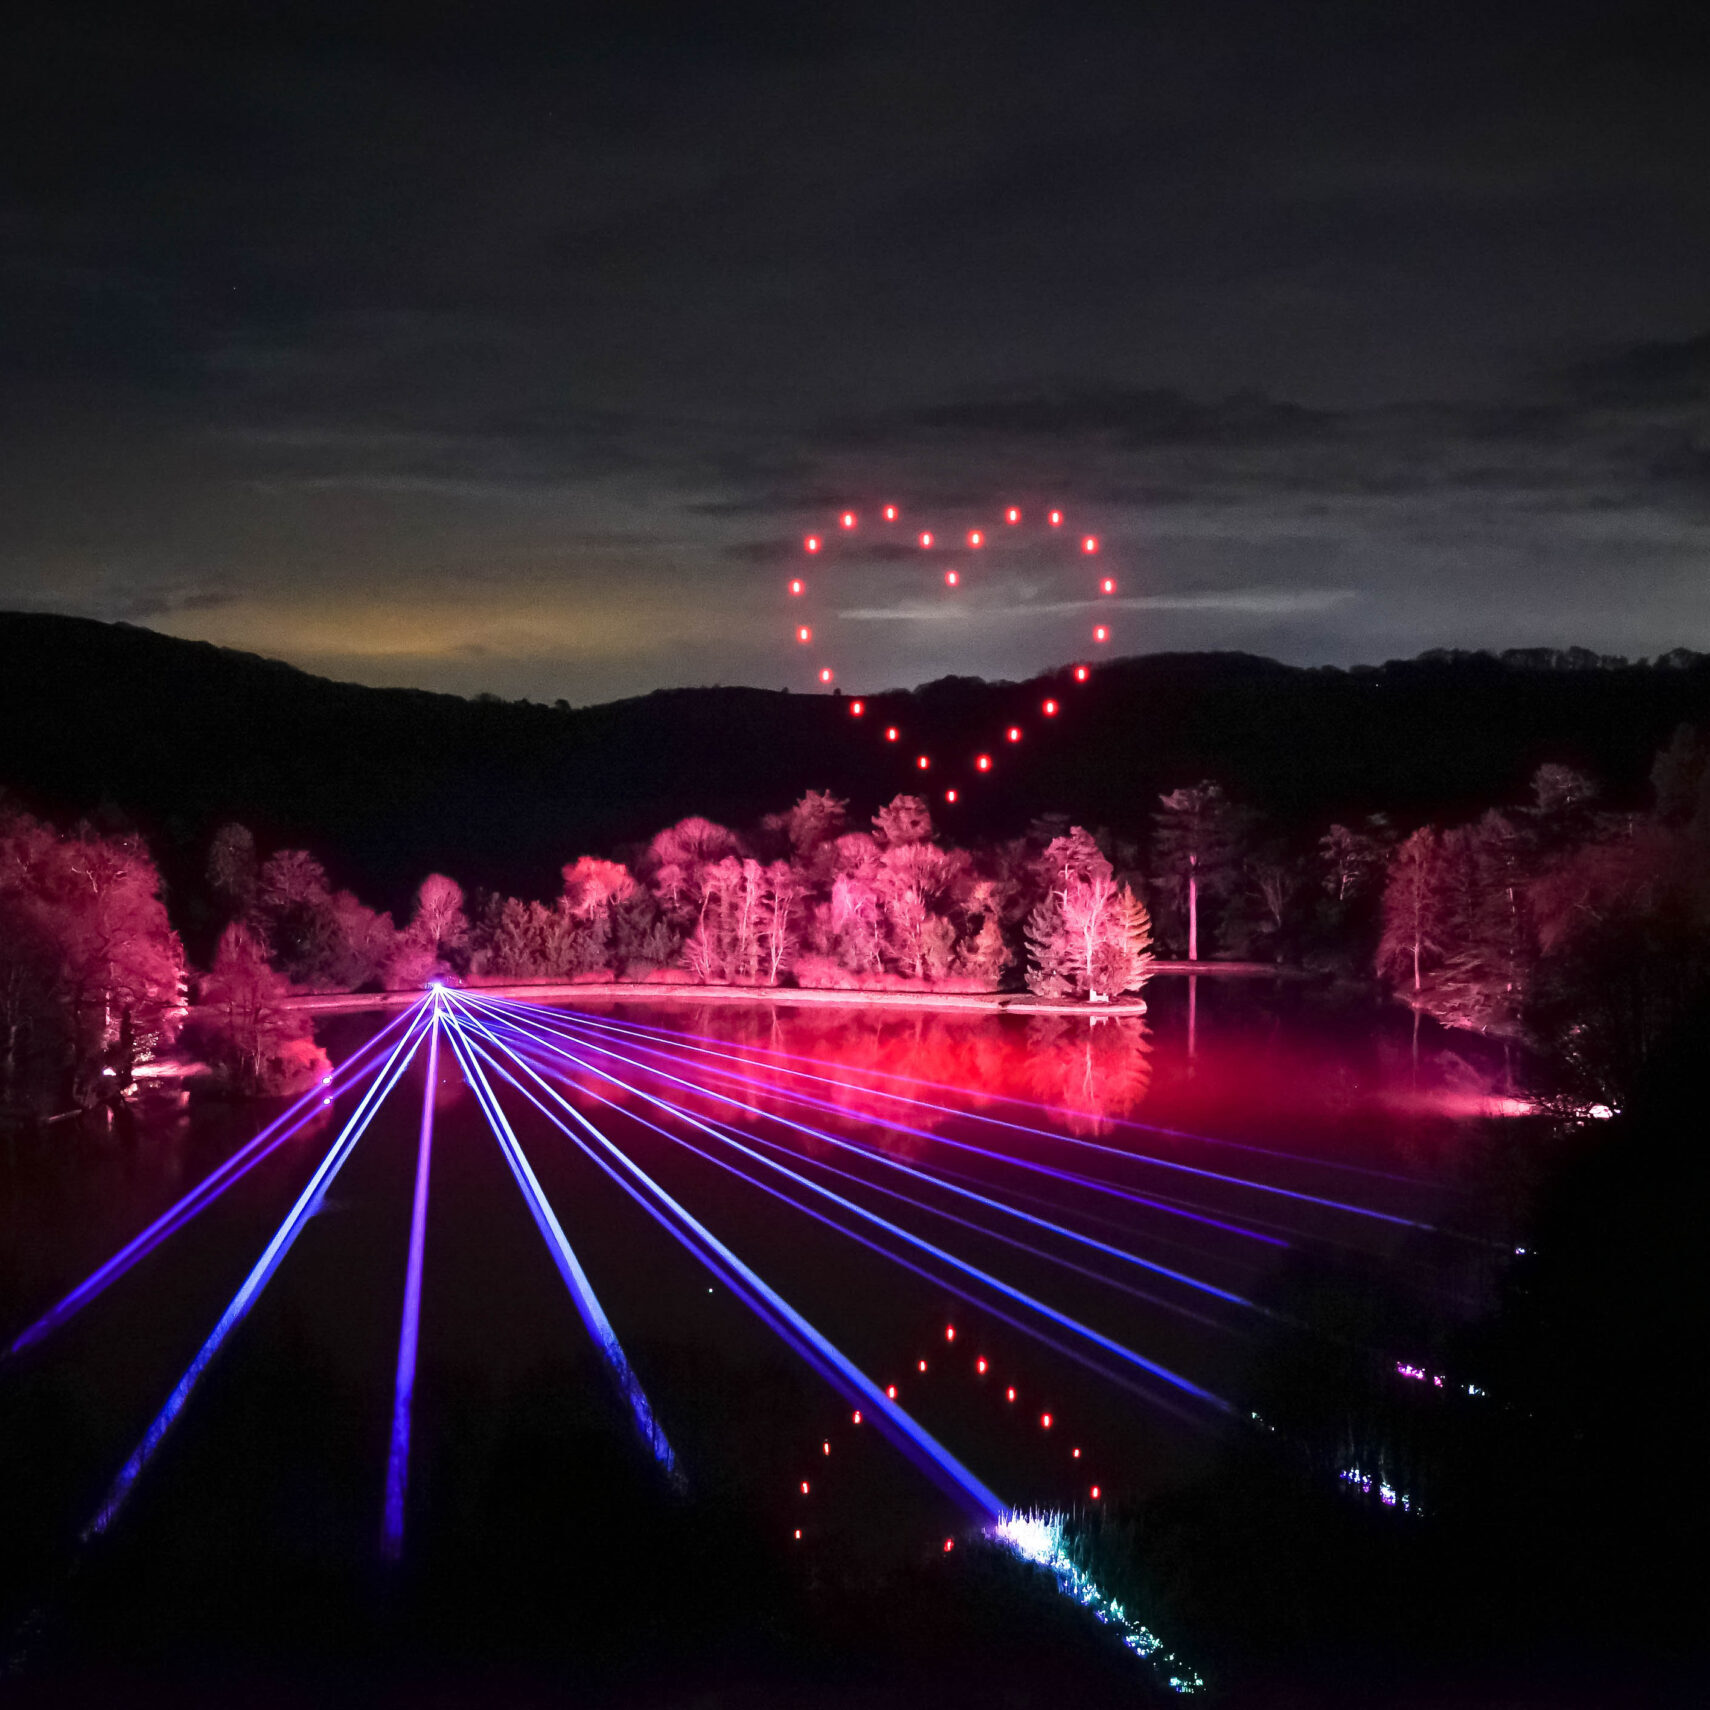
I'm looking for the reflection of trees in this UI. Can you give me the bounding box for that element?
[1023,1015,1153,1134]
[631,1006,1153,1147]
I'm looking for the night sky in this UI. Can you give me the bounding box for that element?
[4,1,1706,704]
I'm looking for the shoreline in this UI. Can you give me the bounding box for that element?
[270,962,1288,1018]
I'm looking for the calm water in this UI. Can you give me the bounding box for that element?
[0,981,1536,1694]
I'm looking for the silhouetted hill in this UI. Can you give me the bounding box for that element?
[2,613,1706,916]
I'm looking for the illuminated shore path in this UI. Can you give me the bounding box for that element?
[265,966,1290,1018]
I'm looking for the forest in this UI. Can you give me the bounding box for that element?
[4,719,1706,1116]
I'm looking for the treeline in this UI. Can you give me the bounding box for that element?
[4,722,1706,1109]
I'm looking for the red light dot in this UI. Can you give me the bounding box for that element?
[975,753,991,771]
[944,788,957,804]
[850,700,864,716]
[918,1359,928,1372]
[797,626,812,644]
[885,726,899,741]
[1100,577,1115,594]
[917,755,930,770]
[1006,726,1021,742]
[819,667,834,684]
[1042,699,1058,716]
[789,578,805,595]
[805,536,821,553]
[1041,1413,1052,1429]
[801,1481,811,1495]
[794,1528,802,1540]
[1073,664,1090,682]
[945,1325,956,1341]
[967,530,983,547]
[853,1410,862,1424]
[841,511,856,529]
[1072,1447,1081,1459]
[976,1358,988,1374]
[886,1384,897,1398]
[1006,1387,1017,1403]
[1091,1485,1101,1500]
[1082,535,1099,554]
[883,505,898,521]
[943,1538,955,1553]
[1049,509,1063,527]
[919,531,933,548]
[823,1440,831,1455]
[944,568,959,587]
[1094,626,1109,643]
[1005,507,1020,523]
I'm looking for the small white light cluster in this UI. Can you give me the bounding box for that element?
[1339,1465,1418,1514]
[990,1510,1204,1694]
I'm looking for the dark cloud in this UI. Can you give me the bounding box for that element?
[0,1,1705,700]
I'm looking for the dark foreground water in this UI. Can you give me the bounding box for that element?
[0,982,1549,1705]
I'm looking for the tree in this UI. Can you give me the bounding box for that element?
[1151,782,1247,960]
[1025,825,1154,1000]
[192,923,329,1095]
[206,823,258,917]
[873,794,934,847]
[1377,827,1447,995]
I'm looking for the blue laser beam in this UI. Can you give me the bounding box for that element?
[455,999,1231,1415]
[438,1007,680,1486]
[471,995,1439,1232]
[83,1000,433,1541]
[4,1004,415,1363]
[508,996,1450,1195]
[381,991,442,1560]
[446,1001,1008,1518]
[473,1000,1255,1313]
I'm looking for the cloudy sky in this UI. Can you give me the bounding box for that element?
[3,0,1706,703]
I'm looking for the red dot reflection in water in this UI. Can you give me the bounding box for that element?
[885,727,899,741]
[818,668,834,684]
[850,700,864,716]
[1049,509,1063,526]
[789,579,804,595]
[919,531,933,548]
[797,626,812,643]
[1082,535,1099,554]
[916,755,931,770]
[1006,726,1022,743]
[1100,577,1116,594]
[841,511,856,529]
[967,530,983,547]
[976,754,991,772]
[805,536,821,553]
[1073,664,1090,681]
[1005,507,1020,523]
[944,569,959,587]
[1093,626,1109,643]
[1042,699,1059,716]
[883,505,898,521]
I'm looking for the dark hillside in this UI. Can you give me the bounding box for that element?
[2,612,1705,913]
